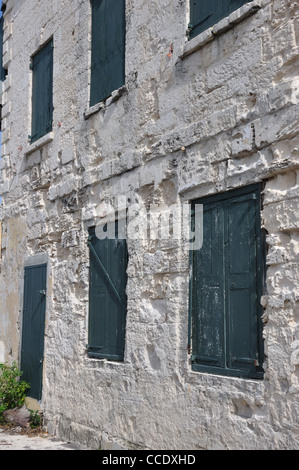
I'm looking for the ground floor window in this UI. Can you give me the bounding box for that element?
[189,184,265,379]
[87,222,128,361]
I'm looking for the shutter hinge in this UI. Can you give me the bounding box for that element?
[186,23,193,38]
[29,61,33,70]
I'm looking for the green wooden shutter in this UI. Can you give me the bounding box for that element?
[88,223,128,361]
[191,202,226,368]
[31,39,53,143]
[225,192,261,375]
[90,0,126,106]
[190,185,264,379]
[0,15,6,81]
[189,0,252,38]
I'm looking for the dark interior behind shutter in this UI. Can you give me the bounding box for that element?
[90,0,125,106]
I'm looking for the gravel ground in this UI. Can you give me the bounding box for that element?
[0,426,81,450]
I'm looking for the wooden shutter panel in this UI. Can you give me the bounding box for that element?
[31,39,53,143]
[88,224,128,361]
[226,192,261,376]
[191,203,226,368]
[90,0,125,106]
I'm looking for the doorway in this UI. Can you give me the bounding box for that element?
[20,264,47,401]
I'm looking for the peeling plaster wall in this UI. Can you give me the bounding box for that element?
[0,0,298,450]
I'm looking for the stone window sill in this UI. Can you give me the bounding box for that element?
[84,85,127,120]
[24,132,54,156]
[180,1,261,59]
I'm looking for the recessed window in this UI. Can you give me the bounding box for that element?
[90,0,126,106]
[87,223,128,361]
[189,0,253,39]
[30,39,53,144]
[189,184,265,379]
[0,14,7,82]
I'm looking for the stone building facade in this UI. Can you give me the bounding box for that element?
[0,0,299,450]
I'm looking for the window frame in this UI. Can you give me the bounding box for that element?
[189,184,265,380]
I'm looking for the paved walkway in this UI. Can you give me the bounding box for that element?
[0,429,80,450]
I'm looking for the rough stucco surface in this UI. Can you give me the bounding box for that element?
[0,0,298,450]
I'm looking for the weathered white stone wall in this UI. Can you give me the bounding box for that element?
[0,0,298,449]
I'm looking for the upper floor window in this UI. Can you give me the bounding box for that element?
[0,14,6,82]
[189,0,253,39]
[30,39,53,144]
[90,0,126,107]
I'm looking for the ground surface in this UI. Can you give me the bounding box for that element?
[0,425,81,450]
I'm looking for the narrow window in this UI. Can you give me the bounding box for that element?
[189,184,265,379]
[90,0,126,106]
[189,0,253,39]
[30,39,53,144]
[0,14,7,82]
[87,223,128,361]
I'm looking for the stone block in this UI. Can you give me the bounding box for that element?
[231,124,254,156]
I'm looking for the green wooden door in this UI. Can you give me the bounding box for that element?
[88,224,128,361]
[192,202,226,369]
[20,264,47,400]
[190,185,264,378]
